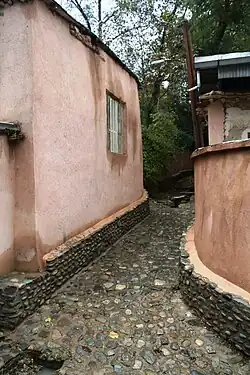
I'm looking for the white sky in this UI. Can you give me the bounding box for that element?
[61,0,116,26]
[102,0,114,12]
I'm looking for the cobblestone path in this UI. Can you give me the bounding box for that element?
[9,201,250,374]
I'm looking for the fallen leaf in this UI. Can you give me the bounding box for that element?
[109,331,119,339]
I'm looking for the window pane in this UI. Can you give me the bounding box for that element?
[107,93,124,154]
[107,95,110,149]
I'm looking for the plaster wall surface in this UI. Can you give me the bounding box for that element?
[0,138,14,273]
[194,142,250,292]
[0,3,38,272]
[206,100,250,145]
[31,1,143,258]
[207,101,224,145]
[225,106,250,141]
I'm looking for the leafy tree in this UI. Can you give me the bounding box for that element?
[143,110,180,189]
[187,0,250,55]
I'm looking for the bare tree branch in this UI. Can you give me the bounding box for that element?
[71,0,92,30]
[106,23,145,44]
[101,7,119,25]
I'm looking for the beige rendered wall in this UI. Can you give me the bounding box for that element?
[207,101,225,145]
[30,2,143,259]
[225,106,250,141]
[207,101,250,145]
[194,143,250,292]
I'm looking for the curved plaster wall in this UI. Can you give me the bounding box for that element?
[193,140,250,292]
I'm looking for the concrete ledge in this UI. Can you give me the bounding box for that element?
[191,139,250,159]
[0,191,149,330]
[179,225,250,356]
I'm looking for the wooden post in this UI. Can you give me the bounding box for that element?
[98,0,102,39]
[183,21,204,148]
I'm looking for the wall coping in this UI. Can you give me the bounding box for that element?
[43,190,148,264]
[197,91,250,108]
[191,139,250,159]
[199,91,250,101]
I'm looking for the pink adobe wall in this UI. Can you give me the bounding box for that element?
[207,101,225,145]
[0,1,143,274]
[193,141,250,292]
[0,4,41,273]
[30,2,143,262]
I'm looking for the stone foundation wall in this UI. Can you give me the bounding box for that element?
[179,231,250,357]
[0,193,149,330]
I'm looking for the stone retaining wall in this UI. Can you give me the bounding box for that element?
[0,193,149,330]
[179,230,250,357]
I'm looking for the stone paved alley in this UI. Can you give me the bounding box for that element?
[5,200,250,374]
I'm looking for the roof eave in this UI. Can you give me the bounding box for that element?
[194,52,250,70]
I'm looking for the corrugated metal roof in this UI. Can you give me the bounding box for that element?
[218,64,250,79]
[195,52,250,69]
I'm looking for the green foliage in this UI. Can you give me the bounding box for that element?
[142,110,181,189]
[187,0,250,55]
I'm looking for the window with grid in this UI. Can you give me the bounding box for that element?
[106,93,124,154]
